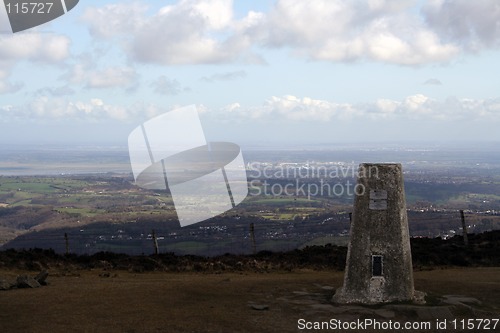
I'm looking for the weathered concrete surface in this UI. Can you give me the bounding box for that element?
[272,282,491,323]
[333,163,415,304]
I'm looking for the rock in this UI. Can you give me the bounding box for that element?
[16,275,41,288]
[25,261,43,271]
[97,260,112,269]
[308,304,336,312]
[34,270,49,285]
[99,272,111,278]
[314,283,335,291]
[0,279,13,290]
[442,295,482,306]
[413,290,427,305]
[250,304,269,311]
[374,309,396,319]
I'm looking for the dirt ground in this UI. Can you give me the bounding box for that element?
[0,268,499,333]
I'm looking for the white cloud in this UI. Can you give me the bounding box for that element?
[131,0,241,65]
[80,0,500,66]
[0,97,177,123]
[0,3,11,32]
[36,86,75,97]
[200,70,246,82]
[217,94,500,122]
[263,95,358,121]
[0,33,70,63]
[86,67,138,89]
[150,76,184,95]
[0,68,23,94]
[221,102,241,113]
[1,94,498,140]
[81,2,146,38]
[63,57,139,90]
[258,0,458,65]
[0,33,70,94]
[0,81,22,94]
[423,0,500,51]
[424,78,442,85]
[375,98,399,114]
[182,0,233,30]
[7,97,131,121]
[403,94,431,113]
[82,0,251,65]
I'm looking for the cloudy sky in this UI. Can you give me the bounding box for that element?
[0,0,499,147]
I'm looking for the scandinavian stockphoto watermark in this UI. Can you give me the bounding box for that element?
[128,105,249,227]
[2,0,79,33]
[247,163,379,199]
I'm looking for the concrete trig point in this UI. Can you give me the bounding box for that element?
[333,163,416,304]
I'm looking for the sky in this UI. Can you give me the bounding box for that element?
[0,0,499,148]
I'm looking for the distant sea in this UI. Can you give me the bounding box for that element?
[0,145,132,176]
[0,142,499,176]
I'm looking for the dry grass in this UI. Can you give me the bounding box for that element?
[0,268,498,333]
[413,267,500,309]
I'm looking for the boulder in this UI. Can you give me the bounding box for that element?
[0,279,13,290]
[35,270,49,285]
[16,275,41,288]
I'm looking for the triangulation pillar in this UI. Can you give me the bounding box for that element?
[332,163,415,304]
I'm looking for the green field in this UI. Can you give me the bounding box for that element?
[55,207,106,217]
[245,197,322,205]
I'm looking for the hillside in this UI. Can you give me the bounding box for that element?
[1,231,499,273]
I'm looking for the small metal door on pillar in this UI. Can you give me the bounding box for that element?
[332,163,415,304]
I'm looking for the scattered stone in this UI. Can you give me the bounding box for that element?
[292,291,323,298]
[250,304,269,311]
[413,290,427,305]
[442,295,482,306]
[374,309,396,319]
[97,260,113,269]
[324,306,352,315]
[0,279,13,290]
[16,275,41,288]
[1,272,50,290]
[35,270,49,285]
[313,283,335,291]
[308,304,336,312]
